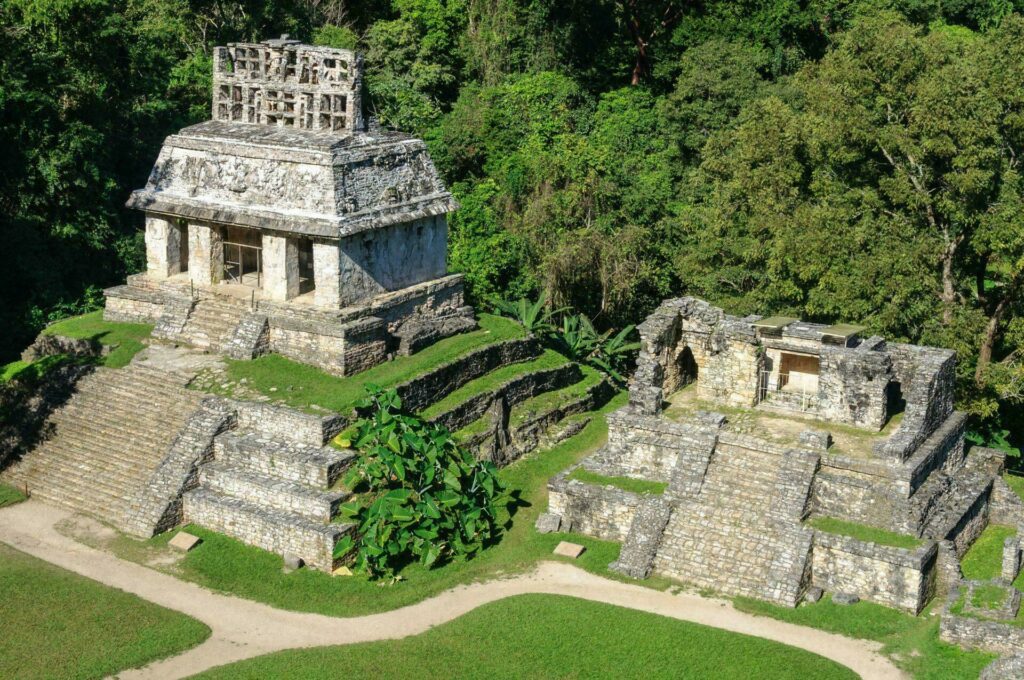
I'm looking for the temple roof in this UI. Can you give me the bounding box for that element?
[126,121,457,239]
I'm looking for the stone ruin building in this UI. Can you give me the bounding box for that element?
[105,36,474,375]
[539,297,1017,613]
[3,39,490,573]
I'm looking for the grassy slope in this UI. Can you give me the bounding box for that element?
[807,516,923,550]
[195,594,856,680]
[420,348,569,419]
[733,596,995,679]
[0,483,27,508]
[210,314,525,413]
[960,524,1017,581]
[0,544,210,680]
[567,467,668,495]
[43,310,153,368]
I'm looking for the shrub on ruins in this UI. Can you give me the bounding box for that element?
[334,387,508,580]
[494,296,639,384]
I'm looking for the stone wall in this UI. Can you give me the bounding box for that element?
[547,473,643,542]
[940,607,1024,655]
[122,398,236,538]
[811,532,937,613]
[268,315,387,377]
[428,364,582,433]
[103,285,166,324]
[393,338,540,413]
[234,401,345,446]
[876,344,956,461]
[336,216,448,305]
[817,345,891,430]
[811,459,901,533]
[595,408,721,483]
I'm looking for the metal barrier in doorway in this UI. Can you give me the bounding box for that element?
[223,241,262,287]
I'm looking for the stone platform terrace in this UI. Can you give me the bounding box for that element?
[540,296,1010,614]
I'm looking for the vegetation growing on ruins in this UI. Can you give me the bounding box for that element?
[334,387,508,579]
[0,544,210,680]
[807,517,924,550]
[960,524,1019,581]
[192,594,858,680]
[493,295,640,384]
[567,468,669,496]
[195,313,524,413]
[4,0,1022,454]
[42,311,153,368]
[78,393,636,616]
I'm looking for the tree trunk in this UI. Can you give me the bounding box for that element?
[976,298,1007,385]
[941,239,958,324]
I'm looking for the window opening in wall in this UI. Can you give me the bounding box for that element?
[887,381,906,421]
[678,346,698,387]
[298,238,315,294]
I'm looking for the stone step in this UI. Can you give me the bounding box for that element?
[3,365,205,530]
[200,461,349,523]
[60,380,200,414]
[183,487,354,572]
[37,434,166,479]
[214,431,354,488]
[19,439,156,487]
[12,453,134,512]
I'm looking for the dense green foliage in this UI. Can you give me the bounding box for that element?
[194,594,857,680]
[337,387,508,579]
[0,543,210,680]
[4,0,1024,445]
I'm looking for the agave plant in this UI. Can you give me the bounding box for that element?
[492,292,565,335]
[588,324,641,384]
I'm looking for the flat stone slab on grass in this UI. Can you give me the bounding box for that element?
[169,531,202,552]
[535,513,562,534]
[553,541,586,559]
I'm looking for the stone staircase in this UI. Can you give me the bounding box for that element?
[2,365,205,529]
[178,298,247,351]
[183,429,356,572]
[649,438,816,605]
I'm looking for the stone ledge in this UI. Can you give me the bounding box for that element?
[812,530,936,569]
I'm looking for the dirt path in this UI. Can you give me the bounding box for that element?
[0,500,905,679]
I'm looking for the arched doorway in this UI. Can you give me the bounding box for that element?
[677,346,698,388]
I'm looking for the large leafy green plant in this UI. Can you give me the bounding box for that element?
[492,292,564,335]
[334,387,508,580]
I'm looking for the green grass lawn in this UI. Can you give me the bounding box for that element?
[734,596,995,679]
[194,594,856,680]
[207,314,526,414]
[807,516,924,550]
[960,524,1017,581]
[42,310,153,368]
[970,583,1008,610]
[420,348,569,419]
[0,483,27,508]
[567,467,668,495]
[0,544,210,680]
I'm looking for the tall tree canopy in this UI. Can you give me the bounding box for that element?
[2,0,1023,445]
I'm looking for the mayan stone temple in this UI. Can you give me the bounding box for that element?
[106,36,474,374]
[539,297,1020,613]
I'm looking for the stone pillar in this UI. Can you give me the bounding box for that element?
[262,233,300,301]
[145,215,185,278]
[188,222,224,285]
[1003,536,1022,582]
[312,241,341,308]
